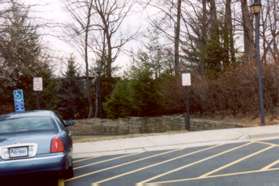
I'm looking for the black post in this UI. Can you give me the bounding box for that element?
[95,68,101,118]
[254,2,265,126]
[36,92,40,109]
[184,87,191,130]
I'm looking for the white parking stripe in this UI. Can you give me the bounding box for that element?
[199,145,274,178]
[74,153,138,170]
[74,157,98,164]
[142,167,279,185]
[136,143,252,186]
[66,149,180,182]
[92,145,218,186]
[261,159,279,170]
[254,141,279,147]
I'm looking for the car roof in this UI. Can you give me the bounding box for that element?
[0,110,55,120]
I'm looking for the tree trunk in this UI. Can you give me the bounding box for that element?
[208,0,222,72]
[241,0,254,63]
[200,0,208,74]
[106,33,112,78]
[174,0,182,77]
[95,31,106,118]
[85,1,94,118]
[224,0,235,66]
[209,0,219,39]
[85,44,94,118]
[271,0,279,62]
[94,64,101,118]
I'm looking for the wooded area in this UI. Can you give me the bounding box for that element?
[0,0,278,119]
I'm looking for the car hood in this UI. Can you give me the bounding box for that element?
[0,132,57,154]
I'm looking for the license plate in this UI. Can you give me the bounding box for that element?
[9,147,28,158]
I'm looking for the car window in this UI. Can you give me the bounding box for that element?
[0,116,57,134]
[53,113,66,130]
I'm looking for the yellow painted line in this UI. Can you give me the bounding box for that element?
[144,167,279,185]
[66,149,180,182]
[74,153,140,170]
[92,145,219,186]
[58,179,64,186]
[254,141,279,147]
[136,143,252,185]
[74,157,98,164]
[261,159,279,170]
[199,145,275,178]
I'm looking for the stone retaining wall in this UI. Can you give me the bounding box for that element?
[70,115,243,136]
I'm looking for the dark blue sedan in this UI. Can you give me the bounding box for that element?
[0,110,74,179]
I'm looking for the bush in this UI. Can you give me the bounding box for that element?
[105,62,279,118]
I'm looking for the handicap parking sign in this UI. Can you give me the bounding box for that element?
[13,89,25,112]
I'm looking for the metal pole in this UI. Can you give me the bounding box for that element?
[184,87,190,130]
[94,63,101,118]
[36,92,40,109]
[255,9,265,126]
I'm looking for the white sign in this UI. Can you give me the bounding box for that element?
[33,77,43,91]
[182,73,191,86]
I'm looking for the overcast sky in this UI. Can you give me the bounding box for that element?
[20,0,154,75]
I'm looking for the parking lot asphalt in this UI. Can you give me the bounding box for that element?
[1,176,64,186]
[64,138,279,186]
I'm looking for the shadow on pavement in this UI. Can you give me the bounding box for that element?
[1,176,60,186]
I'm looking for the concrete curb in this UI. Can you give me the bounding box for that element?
[73,125,279,158]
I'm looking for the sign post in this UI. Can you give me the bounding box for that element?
[33,77,43,109]
[181,73,191,130]
[13,89,25,112]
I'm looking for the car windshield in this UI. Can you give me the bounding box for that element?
[0,116,57,134]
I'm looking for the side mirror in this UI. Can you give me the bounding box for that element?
[64,120,76,127]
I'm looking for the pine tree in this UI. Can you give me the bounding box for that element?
[0,0,56,112]
[57,56,84,119]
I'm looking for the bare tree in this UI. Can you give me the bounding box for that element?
[0,0,58,113]
[0,0,42,85]
[174,0,182,77]
[65,0,133,117]
[224,0,235,65]
[240,0,254,63]
[141,0,183,77]
[92,0,133,117]
[200,0,208,74]
[261,0,279,63]
[209,0,219,39]
[65,0,95,118]
[91,0,133,78]
[181,0,209,74]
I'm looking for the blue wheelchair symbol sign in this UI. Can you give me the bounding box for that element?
[13,89,25,112]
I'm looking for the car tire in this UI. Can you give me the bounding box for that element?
[64,166,74,179]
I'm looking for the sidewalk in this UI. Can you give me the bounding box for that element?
[73,125,279,158]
